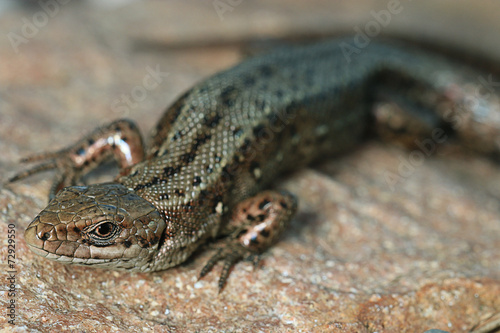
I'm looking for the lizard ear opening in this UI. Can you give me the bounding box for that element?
[156,226,167,251]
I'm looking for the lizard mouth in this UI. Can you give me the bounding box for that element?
[24,229,110,265]
[25,242,114,266]
[24,223,137,268]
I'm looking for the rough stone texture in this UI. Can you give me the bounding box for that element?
[0,1,500,332]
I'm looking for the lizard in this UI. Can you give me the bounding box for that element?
[9,38,500,291]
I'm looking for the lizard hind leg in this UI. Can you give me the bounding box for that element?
[199,190,298,292]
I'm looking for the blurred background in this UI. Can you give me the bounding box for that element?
[2,1,500,143]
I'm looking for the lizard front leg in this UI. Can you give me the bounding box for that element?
[8,119,144,200]
[199,190,297,292]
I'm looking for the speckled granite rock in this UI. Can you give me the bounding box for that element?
[0,1,499,332]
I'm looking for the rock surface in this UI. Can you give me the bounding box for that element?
[0,1,499,332]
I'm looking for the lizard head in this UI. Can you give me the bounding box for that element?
[24,183,166,271]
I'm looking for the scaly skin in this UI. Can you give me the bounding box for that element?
[10,38,500,289]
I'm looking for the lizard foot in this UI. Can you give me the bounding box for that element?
[198,190,297,292]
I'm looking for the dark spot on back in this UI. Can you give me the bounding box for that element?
[255,99,266,111]
[198,190,209,202]
[192,176,202,187]
[134,176,162,191]
[253,124,265,137]
[172,131,182,141]
[192,133,212,151]
[174,189,185,197]
[232,127,243,138]
[180,152,195,164]
[259,65,274,78]
[198,85,209,94]
[163,166,180,178]
[239,139,251,154]
[220,85,238,107]
[243,76,255,87]
[205,113,222,128]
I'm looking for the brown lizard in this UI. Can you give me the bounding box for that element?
[9,38,500,291]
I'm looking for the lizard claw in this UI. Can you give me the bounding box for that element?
[198,242,250,293]
[8,149,80,201]
[8,159,58,183]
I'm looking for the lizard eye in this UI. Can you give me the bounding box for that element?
[90,222,118,241]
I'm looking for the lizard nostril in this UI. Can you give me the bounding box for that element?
[39,232,51,241]
[24,224,49,250]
